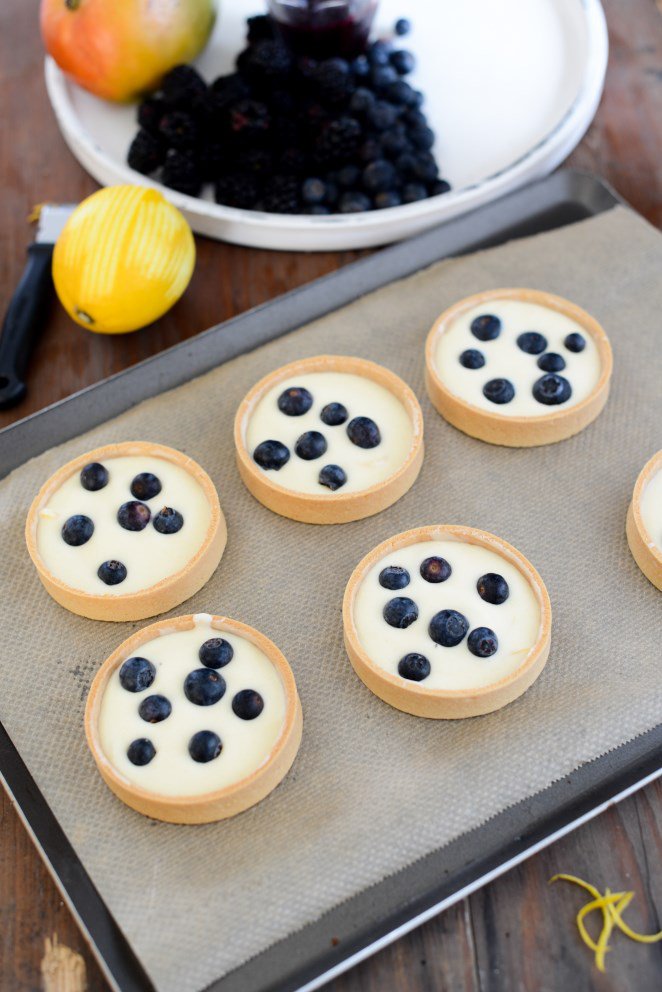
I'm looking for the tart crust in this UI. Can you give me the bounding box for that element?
[234,355,424,524]
[25,441,226,622]
[424,288,613,447]
[343,524,552,719]
[626,449,662,592]
[85,614,303,823]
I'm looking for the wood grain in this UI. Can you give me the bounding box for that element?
[1,0,661,989]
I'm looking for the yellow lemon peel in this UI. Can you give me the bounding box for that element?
[550,873,662,972]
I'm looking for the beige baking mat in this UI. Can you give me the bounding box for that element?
[1,206,661,992]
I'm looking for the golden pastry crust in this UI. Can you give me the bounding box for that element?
[626,449,662,592]
[425,288,613,447]
[234,355,424,524]
[25,441,226,622]
[85,614,303,824]
[343,524,552,719]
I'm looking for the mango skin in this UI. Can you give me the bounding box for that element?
[52,185,196,334]
[40,0,215,102]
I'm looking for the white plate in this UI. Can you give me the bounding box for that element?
[44,0,608,251]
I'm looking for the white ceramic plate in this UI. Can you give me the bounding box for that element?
[44,0,608,251]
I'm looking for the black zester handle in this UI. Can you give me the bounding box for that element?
[0,242,54,410]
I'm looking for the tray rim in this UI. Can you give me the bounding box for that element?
[2,169,659,992]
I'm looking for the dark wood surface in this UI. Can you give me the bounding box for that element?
[1,1,661,989]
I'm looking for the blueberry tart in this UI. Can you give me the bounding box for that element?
[26,442,226,621]
[626,449,662,592]
[343,525,551,718]
[425,289,613,446]
[234,355,424,524]
[85,613,302,823]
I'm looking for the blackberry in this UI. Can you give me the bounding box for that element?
[246,13,275,42]
[214,173,260,209]
[267,88,297,116]
[210,73,251,114]
[324,181,339,207]
[127,129,164,174]
[137,97,165,135]
[227,99,271,145]
[339,191,371,212]
[337,164,361,187]
[390,50,416,75]
[297,56,319,80]
[198,141,226,181]
[237,40,293,88]
[362,159,397,193]
[161,148,202,197]
[278,146,308,175]
[161,65,207,108]
[260,174,300,213]
[270,116,302,152]
[314,116,362,166]
[313,58,353,105]
[298,100,330,131]
[235,147,273,179]
[158,110,198,149]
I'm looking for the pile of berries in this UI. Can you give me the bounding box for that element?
[127,14,451,215]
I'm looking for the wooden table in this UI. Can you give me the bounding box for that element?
[1,1,660,988]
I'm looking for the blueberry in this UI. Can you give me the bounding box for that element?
[80,462,109,491]
[127,738,155,766]
[358,138,382,163]
[398,653,430,681]
[153,507,184,534]
[232,689,265,720]
[467,627,498,658]
[319,464,347,490]
[383,597,419,629]
[374,190,402,209]
[517,331,547,355]
[347,416,381,448]
[199,637,234,669]
[371,65,398,89]
[409,126,434,150]
[471,314,501,341]
[189,730,222,763]
[460,349,485,370]
[98,560,127,585]
[483,378,515,404]
[130,472,161,501]
[402,182,428,203]
[119,656,156,692]
[390,49,416,75]
[337,165,361,188]
[410,151,438,182]
[384,81,417,108]
[366,101,398,130]
[184,669,226,706]
[138,694,172,723]
[537,352,566,372]
[368,41,392,66]
[429,609,468,647]
[320,401,348,426]
[352,54,371,78]
[339,191,372,213]
[302,178,327,205]
[295,430,327,460]
[379,565,410,590]
[117,501,151,531]
[532,373,572,406]
[420,556,452,583]
[61,514,94,546]
[404,108,427,129]
[430,179,451,196]
[363,159,397,193]
[349,87,375,114]
[254,440,290,470]
[380,129,410,158]
[303,204,331,215]
[476,573,510,605]
[278,386,313,416]
[395,17,411,36]
[564,332,586,353]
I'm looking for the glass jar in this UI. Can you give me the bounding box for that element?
[266,0,379,58]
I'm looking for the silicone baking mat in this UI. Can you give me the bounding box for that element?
[0,173,660,992]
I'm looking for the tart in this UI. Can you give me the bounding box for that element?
[425,288,613,447]
[234,355,424,524]
[626,449,662,592]
[343,525,551,719]
[85,613,302,823]
[26,442,226,621]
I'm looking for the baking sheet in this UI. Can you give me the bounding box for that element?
[1,173,660,992]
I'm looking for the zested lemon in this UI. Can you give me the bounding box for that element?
[52,185,195,334]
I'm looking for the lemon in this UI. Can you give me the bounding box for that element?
[52,185,195,334]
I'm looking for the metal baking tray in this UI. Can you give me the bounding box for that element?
[2,171,660,992]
